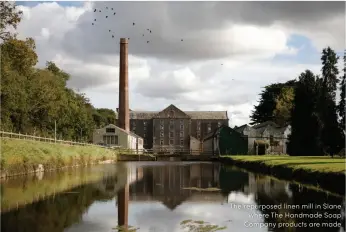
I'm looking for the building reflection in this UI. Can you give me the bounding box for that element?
[116,163,345,232]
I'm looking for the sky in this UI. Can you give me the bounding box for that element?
[14,1,345,126]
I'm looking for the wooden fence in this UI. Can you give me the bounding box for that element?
[0,131,104,148]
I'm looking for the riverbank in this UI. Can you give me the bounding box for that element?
[1,138,118,178]
[220,155,346,195]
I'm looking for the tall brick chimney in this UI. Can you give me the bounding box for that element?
[117,38,129,229]
[118,38,129,132]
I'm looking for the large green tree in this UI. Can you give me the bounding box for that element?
[318,47,343,155]
[250,80,296,126]
[273,86,295,126]
[337,51,345,133]
[287,70,323,156]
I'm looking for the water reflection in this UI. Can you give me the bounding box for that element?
[1,162,345,232]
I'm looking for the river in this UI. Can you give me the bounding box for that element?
[1,162,345,232]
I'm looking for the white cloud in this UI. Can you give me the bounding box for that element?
[14,2,344,126]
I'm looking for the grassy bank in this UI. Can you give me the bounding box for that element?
[1,138,118,177]
[220,155,346,195]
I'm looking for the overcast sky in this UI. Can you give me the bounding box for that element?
[15,1,345,126]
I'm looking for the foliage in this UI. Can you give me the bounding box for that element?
[287,70,323,156]
[180,220,227,232]
[0,1,22,40]
[250,80,296,126]
[337,51,346,132]
[318,47,343,155]
[273,86,295,126]
[0,38,116,141]
[0,3,116,141]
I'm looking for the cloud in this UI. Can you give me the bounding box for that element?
[15,1,345,126]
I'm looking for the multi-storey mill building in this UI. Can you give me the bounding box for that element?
[118,104,229,151]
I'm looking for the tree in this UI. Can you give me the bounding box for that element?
[273,86,295,126]
[321,47,339,100]
[287,70,323,156]
[337,51,345,133]
[250,80,296,126]
[0,1,23,41]
[319,47,343,155]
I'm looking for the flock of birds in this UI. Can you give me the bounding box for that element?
[91,6,225,67]
[91,6,184,44]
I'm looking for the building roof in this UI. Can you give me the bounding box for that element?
[102,124,143,139]
[252,121,280,129]
[234,124,249,133]
[130,110,228,120]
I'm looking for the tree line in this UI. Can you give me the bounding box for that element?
[0,2,116,142]
[250,47,345,156]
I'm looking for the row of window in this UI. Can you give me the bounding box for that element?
[157,139,184,146]
[160,131,184,138]
[131,120,223,127]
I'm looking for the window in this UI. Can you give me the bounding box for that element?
[103,135,118,145]
[180,131,184,137]
[160,139,164,145]
[160,124,164,130]
[143,121,147,126]
[207,123,211,132]
[197,125,201,131]
[144,133,147,138]
[169,131,174,138]
[218,121,222,127]
[180,139,184,146]
[180,124,184,130]
[170,120,174,125]
[180,120,184,125]
[169,139,174,145]
[160,120,164,125]
[106,128,115,133]
[197,121,201,126]
[144,125,147,131]
[160,131,164,137]
[131,121,136,126]
[169,110,175,118]
[170,124,174,130]
[132,126,136,131]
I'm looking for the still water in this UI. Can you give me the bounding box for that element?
[1,162,345,232]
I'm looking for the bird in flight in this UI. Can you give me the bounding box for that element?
[94,9,96,12]
[113,12,116,15]
[133,22,135,26]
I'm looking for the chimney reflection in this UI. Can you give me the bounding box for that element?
[117,184,129,231]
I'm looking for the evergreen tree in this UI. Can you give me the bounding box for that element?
[287,70,323,156]
[250,80,296,125]
[337,51,345,134]
[319,47,343,155]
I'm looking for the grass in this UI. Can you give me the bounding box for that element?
[222,155,346,174]
[1,138,118,176]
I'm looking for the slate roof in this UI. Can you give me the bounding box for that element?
[129,110,228,120]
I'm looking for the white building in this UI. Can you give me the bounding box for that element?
[93,124,144,153]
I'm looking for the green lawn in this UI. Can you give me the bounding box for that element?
[222,155,346,174]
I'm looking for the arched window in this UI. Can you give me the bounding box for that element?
[169,110,175,118]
